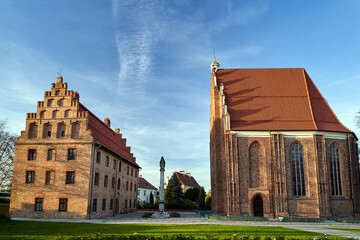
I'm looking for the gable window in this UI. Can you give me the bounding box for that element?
[52,110,58,118]
[329,143,342,196]
[43,123,52,138]
[94,173,99,186]
[29,123,38,139]
[28,149,36,160]
[59,198,68,212]
[291,142,306,196]
[64,110,69,118]
[96,152,101,163]
[47,99,53,107]
[66,171,75,184]
[58,98,64,106]
[68,149,76,160]
[104,175,108,187]
[47,149,54,161]
[40,111,45,119]
[35,198,43,211]
[105,156,109,167]
[26,171,35,183]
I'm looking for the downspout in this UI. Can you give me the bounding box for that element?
[89,140,102,219]
[114,159,118,216]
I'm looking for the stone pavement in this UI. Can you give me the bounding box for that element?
[12,211,360,239]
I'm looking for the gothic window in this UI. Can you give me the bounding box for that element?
[329,143,342,196]
[52,110,58,118]
[43,123,52,138]
[71,122,80,138]
[249,141,263,188]
[40,111,45,119]
[29,123,38,139]
[57,123,66,138]
[291,142,306,196]
[47,99,53,107]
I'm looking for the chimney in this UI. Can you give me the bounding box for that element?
[186,172,191,176]
[179,170,185,174]
[104,118,111,128]
[115,128,120,134]
[166,176,169,184]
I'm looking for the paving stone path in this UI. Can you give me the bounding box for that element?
[12,211,360,239]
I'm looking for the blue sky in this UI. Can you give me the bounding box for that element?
[1,0,360,192]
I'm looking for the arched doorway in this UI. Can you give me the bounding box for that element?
[253,195,264,217]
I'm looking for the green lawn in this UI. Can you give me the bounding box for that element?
[332,228,360,233]
[0,221,345,240]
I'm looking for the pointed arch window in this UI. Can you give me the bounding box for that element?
[329,143,342,196]
[291,142,306,196]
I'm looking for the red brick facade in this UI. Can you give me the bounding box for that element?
[10,77,139,219]
[210,63,360,218]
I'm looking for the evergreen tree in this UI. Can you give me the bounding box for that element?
[205,195,211,209]
[198,187,206,208]
[185,187,200,201]
[165,174,183,209]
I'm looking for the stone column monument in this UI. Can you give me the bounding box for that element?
[159,156,165,211]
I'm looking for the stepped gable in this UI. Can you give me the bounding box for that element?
[174,172,200,189]
[216,68,351,133]
[139,177,157,190]
[79,103,136,164]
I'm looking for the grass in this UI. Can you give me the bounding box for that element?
[0,221,346,240]
[332,228,360,233]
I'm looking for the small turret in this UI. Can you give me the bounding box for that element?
[211,57,220,73]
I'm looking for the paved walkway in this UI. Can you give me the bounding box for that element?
[12,211,360,239]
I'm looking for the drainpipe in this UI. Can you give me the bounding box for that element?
[89,140,102,219]
[114,159,119,216]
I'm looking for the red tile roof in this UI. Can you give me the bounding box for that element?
[216,68,351,133]
[79,103,138,165]
[139,177,157,190]
[174,172,201,189]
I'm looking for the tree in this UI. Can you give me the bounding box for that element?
[165,173,183,209]
[198,187,206,208]
[205,195,211,209]
[149,191,154,205]
[0,120,17,191]
[185,187,200,201]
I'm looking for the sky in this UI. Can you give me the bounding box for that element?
[1,0,360,192]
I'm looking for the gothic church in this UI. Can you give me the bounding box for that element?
[210,60,360,218]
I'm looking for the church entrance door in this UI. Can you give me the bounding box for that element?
[253,195,263,217]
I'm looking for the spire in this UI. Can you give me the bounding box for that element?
[210,50,220,73]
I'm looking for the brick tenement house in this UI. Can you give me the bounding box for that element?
[10,76,140,219]
[210,60,360,218]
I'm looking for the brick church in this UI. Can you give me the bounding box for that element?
[10,76,140,219]
[210,59,360,218]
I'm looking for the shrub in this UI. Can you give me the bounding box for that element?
[141,212,153,218]
[182,199,195,210]
[170,212,180,217]
[0,213,10,222]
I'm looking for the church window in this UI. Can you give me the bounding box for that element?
[249,141,263,188]
[291,142,306,196]
[29,123,38,139]
[71,122,80,138]
[329,143,342,196]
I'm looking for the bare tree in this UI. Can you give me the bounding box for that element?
[0,120,17,191]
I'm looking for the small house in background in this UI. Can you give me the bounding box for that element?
[165,171,201,192]
[137,175,157,205]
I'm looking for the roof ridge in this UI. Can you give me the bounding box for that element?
[302,69,318,130]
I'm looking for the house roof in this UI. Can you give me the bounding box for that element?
[174,172,201,189]
[79,103,138,166]
[139,177,157,190]
[216,68,351,133]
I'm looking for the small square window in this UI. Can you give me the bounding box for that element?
[66,171,75,184]
[28,149,36,160]
[68,149,76,160]
[35,198,43,211]
[26,171,35,183]
[59,198,68,212]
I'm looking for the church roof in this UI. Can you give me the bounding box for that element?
[79,103,138,165]
[216,68,351,133]
[174,171,201,189]
[139,177,157,190]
